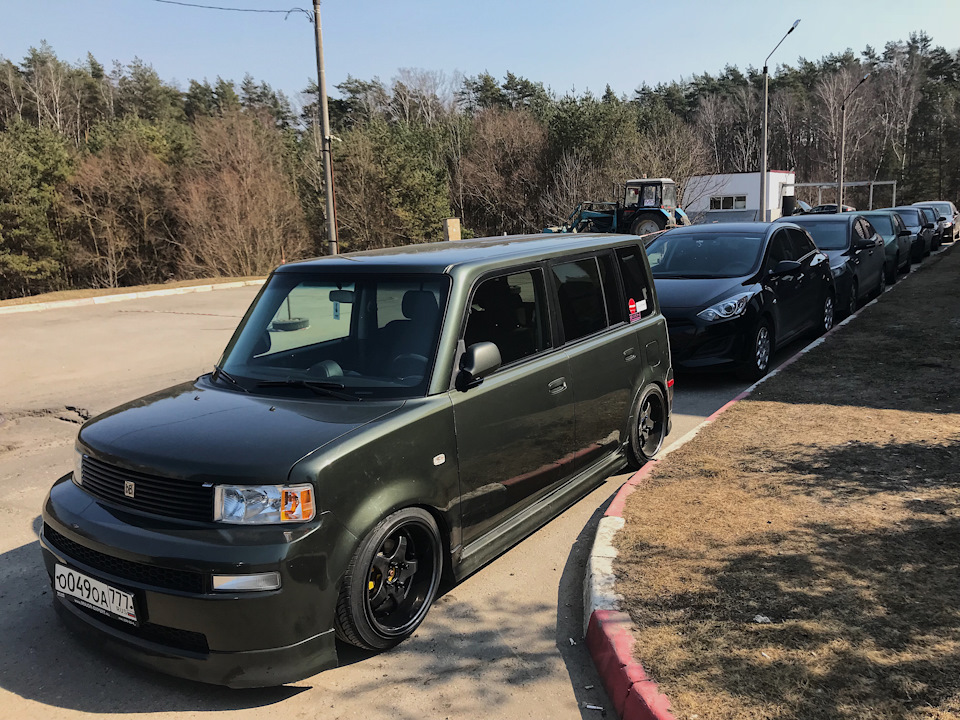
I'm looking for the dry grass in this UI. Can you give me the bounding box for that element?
[615,246,960,719]
[0,276,265,307]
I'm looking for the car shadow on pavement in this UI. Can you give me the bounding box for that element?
[553,483,620,718]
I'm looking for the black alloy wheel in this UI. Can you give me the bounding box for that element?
[876,268,887,298]
[738,320,773,381]
[627,385,667,467]
[335,507,443,651]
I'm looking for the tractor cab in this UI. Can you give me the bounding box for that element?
[624,179,677,211]
[622,179,684,235]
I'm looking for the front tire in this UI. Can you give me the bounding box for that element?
[886,254,899,285]
[737,319,773,381]
[335,507,443,651]
[818,293,835,336]
[626,385,667,467]
[845,279,858,318]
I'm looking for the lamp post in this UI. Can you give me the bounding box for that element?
[759,19,800,223]
[312,0,338,255]
[837,73,870,213]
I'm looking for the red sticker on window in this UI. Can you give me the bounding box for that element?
[628,298,637,315]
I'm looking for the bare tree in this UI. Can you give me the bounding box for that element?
[176,111,309,277]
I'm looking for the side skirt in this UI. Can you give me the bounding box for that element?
[454,451,627,581]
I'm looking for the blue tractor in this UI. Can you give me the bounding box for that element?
[545,178,689,235]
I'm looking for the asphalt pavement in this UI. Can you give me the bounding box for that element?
[0,285,770,720]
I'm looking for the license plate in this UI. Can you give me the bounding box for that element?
[55,564,138,625]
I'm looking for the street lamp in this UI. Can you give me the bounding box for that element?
[759,19,800,223]
[837,73,871,213]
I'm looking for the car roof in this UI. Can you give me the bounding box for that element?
[663,222,771,235]
[275,233,646,275]
[787,213,855,223]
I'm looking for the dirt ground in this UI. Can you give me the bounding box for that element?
[615,245,960,720]
[0,276,264,307]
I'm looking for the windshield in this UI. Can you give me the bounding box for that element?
[646,231,765,278]
[862,214,893,237]
[790,220,849,250]
[219,273,449,399]
[930,203,953,217]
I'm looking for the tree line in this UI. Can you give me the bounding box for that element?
[0,32,957,299]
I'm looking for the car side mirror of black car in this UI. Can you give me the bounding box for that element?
[898,229,912,237]
[854,236,878,250]
[456,342,502,391]
[939,216,947,222]
[770,259,801,275]
[924,222,935,230]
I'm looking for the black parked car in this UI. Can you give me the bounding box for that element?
[881,206,934,262]
[916,205,943,250]
[781,213,886,318]
[859,210,913,284]
[647,223,834,380]
[914,201,958,242]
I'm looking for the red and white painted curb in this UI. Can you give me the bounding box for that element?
[582,242,954,720]
[0,279,265,316]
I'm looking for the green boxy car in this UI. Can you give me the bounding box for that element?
[40,233,673,687]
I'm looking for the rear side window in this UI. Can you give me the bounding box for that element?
[552,258,607,342]
[464,269,551,366]
[615,245,654,319]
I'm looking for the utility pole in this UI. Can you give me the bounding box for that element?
[312,1,338,255]
[837,73,870,214]
[759,19,800,223]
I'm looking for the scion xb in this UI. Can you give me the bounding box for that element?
[40,233,673,688]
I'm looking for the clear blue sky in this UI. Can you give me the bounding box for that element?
[4,0,959,107]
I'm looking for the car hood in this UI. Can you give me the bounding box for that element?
[655,276,752,312]
[77,380,405,483]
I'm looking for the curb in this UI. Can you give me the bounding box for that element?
[0,279,266,316]
[581,241,955,720]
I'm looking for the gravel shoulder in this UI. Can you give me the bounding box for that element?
[614,245,960,720]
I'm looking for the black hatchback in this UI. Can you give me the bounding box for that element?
[648,222,834,380]
[781,213,886,318]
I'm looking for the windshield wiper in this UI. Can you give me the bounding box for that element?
[211,364,250,393]
[256,379,361,402]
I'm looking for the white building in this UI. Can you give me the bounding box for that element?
[683,171,796,223]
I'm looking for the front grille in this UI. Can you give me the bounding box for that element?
[44,524,205,594]
[72,602,209,654]
[79,456,213,522]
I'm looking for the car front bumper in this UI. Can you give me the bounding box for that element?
[40,475,353,688]
[664,311,754,371]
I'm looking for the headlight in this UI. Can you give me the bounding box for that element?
[697,292,754,322]
[214,484,315,524]
[73,449,85,486]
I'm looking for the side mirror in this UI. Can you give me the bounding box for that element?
[898,229,912,237]
[854,236,878,250]
[939,216,947,222]
[456,342,502,391]
[770,259,801,275]
[924,223,935,230]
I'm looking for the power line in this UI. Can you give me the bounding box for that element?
[147,0,311,18]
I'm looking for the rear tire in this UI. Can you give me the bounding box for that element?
[630,215,666,236]
[626,385,667,467]
[335,508,442,651]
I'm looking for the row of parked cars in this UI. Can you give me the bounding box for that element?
[647,199,958,379]
[35,195,956,689]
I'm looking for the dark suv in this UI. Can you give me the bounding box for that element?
[40,233,673,687]
[883,206,934,261]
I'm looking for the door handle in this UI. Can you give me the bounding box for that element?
[623,347,637,362]
[547,377,567,394]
